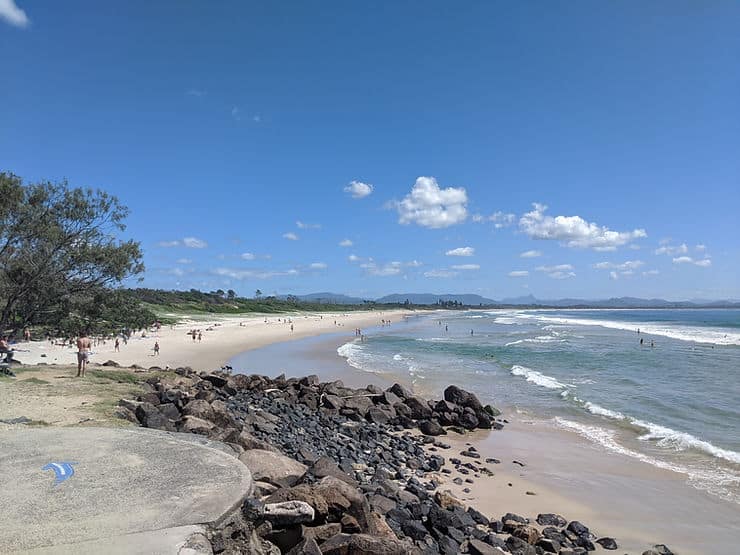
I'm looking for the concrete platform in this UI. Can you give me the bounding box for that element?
[0,427,253,553]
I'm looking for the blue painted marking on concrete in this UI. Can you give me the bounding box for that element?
[42,462,77,485]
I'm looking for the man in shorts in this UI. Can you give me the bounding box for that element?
[76,331,92,377]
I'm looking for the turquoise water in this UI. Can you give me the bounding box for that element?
[335,309,740,504]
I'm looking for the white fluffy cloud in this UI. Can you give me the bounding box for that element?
[673,256,711,267]
[593,260,644,271]
[424,269,459,278]
[536,264,576,279]
[213,267,299,280]
[183,237,208,249]
[396,177,468,228]
[339,239,353,247]
[309,262,327,270]
[158,237,207,248]
[451,264,480,271]
[344,180,373,199]
[348,254,360,262]
[296,220,321,230]
[643,270,660,276]
[520,250,542,258]
[472,211,515,228]
[0,0,29,27]
[176,258,193,264]
[283,232,299,241]
[509,270,529,278]
[655,243,688,255]
[240,252,256,260]
[445,247,474,257]
[520,203,646,250]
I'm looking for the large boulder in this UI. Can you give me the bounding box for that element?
[403,396,432,420]
[389,383,413,400]
[182,399,215,422]
[135,402,175,431]
[263,500,315,526]
[239,449,308,488]
[443,385,483,411]
[419,420,446,436]
[179,415,215,435]
[319,533,412,555]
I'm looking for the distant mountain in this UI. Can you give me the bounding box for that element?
[375,293,496,305]
[293,292,367,305]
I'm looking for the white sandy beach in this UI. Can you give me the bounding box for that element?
[11,309,411,372]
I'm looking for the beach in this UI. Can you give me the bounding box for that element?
[10,309,412,372]
[7,308,740,553]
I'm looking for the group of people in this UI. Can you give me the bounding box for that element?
[637,328,655,348]
[188,329,203,342]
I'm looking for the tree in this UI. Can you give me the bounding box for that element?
[226,289,236,299]
[254,289,262,299]
[0,173,145,335]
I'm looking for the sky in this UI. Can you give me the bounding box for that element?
[2,1,739,300]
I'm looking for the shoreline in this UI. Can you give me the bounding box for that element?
[234,329,740,555]
[9,309,416,372]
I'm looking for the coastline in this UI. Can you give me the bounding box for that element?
[10,309,415,372]
[233,329,740,555]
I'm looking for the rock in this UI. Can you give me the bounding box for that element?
[182,399,215,422]
[566,521,590,537]
[419,420,446,436]
[179,415,215,434]
[101,360,120,367]
[308,456,358,486]
[434,490,463,510]
[468,538,506,555]
[443,385,483,411]
[401,519,428,541]
[512,525,541,545]
[238,449,308,488]
[286,537,321,555]
[135,402,175,431]
[389,383,413,400]
[238,430,277,452]
[158,402,180,421]
[341,514,362,533]
[323,394,344,410]
[370,494,398,515]
[536,513,567,527]
[404,396,432,420]
[344,395,374,415]
[467,507,490,525]
[113,406,138,423]
[596,537,618,550]
[302,522,342,543]
[505,535,538,555]
[483,404,501,417]
[266,485,330,519]
[535,537,560,553]
[320,533,412,555]
[367,406,394,425]
[458,411,479,430]
[645,546,674,555]
[438,535,460,555]
[263,500,315,526]
[253,480,279,497]
[202,373,228,388]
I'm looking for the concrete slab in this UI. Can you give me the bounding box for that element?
[0,427,252,553]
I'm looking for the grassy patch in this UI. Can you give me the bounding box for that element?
[88,369,144,384]
[21,377,50,385]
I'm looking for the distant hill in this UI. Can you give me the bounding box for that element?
[375,293,497,305]
[293,292,367,305]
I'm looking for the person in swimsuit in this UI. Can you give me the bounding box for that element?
[76,331,92,377]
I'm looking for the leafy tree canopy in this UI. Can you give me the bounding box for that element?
[0,172,147,335]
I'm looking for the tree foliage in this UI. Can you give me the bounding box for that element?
[0,172,147,334]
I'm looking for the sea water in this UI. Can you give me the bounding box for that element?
[335,309,740,505]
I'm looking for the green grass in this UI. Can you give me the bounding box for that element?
[88,369,144,384]
[20,377,50,385]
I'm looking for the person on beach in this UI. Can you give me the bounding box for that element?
[640,338,644,345]
[76,331,92,377]
[290,323,294,332]
[23,328,31,342]
[0,336,10,355]
[115,337,120,352]
[153,341,160,356]
[198,331,202,342]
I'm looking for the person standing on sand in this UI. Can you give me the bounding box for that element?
[154,341,160,356]
[198,331,202,342]
[114,337,120,352]
[76,331,92,377]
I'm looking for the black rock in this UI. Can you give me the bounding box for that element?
[467,507,489,525]
[596,537,618,550]
[537,513,567,527]
[389,382,413,400]
[566,520,590,537]
[419,419,446,436]
[401,519,428,541]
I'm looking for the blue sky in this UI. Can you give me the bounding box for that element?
[2,1,738,300]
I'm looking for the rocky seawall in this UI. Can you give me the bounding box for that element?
[117,368,675,555]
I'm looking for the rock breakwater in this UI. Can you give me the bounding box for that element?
[118,367,673,555]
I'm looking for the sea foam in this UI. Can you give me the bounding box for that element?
[510,365,568,390]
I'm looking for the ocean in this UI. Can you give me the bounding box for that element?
[335,309,740,505]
